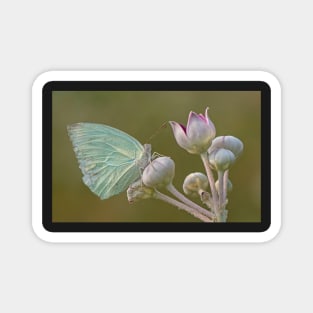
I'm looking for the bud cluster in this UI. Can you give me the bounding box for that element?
[168,108,243,222]
[126,109,243,223]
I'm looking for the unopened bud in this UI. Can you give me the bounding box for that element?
[142,157,175,188]
[215,179,233,193]
[208,136,243,158]
[183,172,209,197]
[169,108,216,154]
[209,148,235,171]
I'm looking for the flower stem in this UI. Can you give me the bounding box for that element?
[200,152,220,219]
[223,170,229,205]
[166,183,215,219]
[153,190,213,222]
[218,170,224,208]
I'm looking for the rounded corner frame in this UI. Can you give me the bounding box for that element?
[32,70,281,243]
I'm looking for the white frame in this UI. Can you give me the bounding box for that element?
[32,71,281,243]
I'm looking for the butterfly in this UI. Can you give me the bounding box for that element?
[67,123,151,200]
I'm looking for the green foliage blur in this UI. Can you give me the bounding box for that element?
[52,90,261,222]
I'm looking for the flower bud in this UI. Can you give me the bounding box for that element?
[127,180,155,203]
[209,148,235,171]
[142,157,175,188]
[183,172,209,197]
[208,136,243,158]
[215,179,233,193]
[169,108,216,154]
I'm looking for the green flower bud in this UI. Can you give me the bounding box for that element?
[215,179,233,193]
[142,157,175,188]
[208,136,243,158]
[183,172,209,197]
[209,148,235,171]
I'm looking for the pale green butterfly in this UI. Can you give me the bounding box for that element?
[67,123,151,200]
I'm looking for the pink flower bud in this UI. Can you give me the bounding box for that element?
[169,108,216,154]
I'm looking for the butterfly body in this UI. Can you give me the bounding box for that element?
[67,123,151,200]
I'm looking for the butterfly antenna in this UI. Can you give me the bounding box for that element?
[146,122,168,143]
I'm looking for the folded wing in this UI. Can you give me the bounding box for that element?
[67,123,146,199]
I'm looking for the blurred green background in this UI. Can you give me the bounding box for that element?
[52,90,261,222]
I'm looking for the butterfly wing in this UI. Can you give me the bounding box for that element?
[67,123,149,200]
